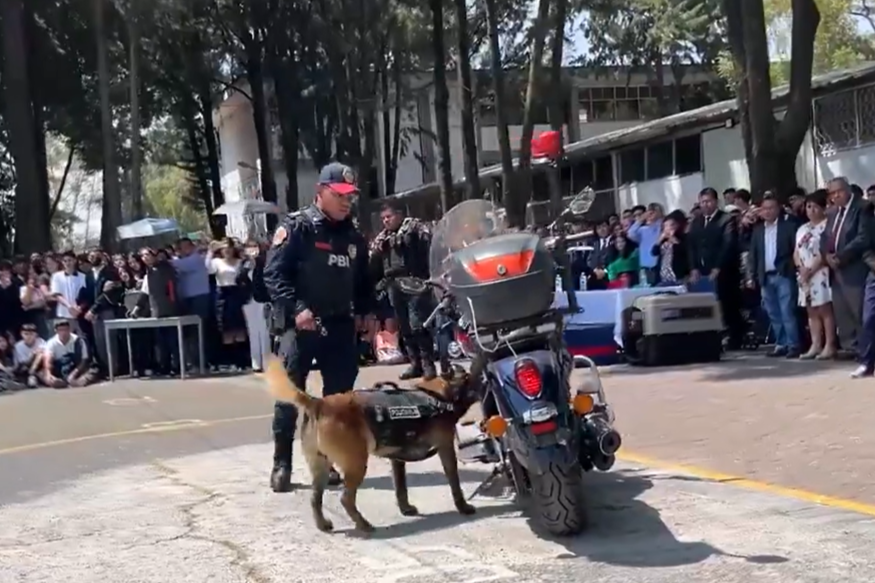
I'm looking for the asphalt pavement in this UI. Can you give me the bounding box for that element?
[2,360,875,582]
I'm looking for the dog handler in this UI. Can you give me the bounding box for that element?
[263,162,374,492]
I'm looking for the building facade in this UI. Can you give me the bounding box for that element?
[211,65,718,218]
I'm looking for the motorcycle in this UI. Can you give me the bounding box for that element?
[425,194,622,537]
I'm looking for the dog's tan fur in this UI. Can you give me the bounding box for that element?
[264,358,477,532]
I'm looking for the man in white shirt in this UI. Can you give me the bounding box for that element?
[40,320,93,388]
[50,252,86,328]
[747,194,802,358]
[13,323,46,387]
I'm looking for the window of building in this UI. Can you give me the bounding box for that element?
[674,134,702,174]
[570,159,595,191]
[619,148,645,184]
[593,155,614,191]
[646,141,674,180]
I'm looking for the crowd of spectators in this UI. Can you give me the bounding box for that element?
[0,238,272,391]
[572,177,875,377]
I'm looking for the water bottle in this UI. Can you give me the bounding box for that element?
[579,273,587,291]
[639,268,650,288]
[555,274,563,291]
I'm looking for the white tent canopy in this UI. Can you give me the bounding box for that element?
[116,217,180,240]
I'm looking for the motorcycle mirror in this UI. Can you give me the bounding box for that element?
[568,187,595,215]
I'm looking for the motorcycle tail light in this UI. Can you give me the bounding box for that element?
[514,359,542,398]
[530,420,558,435]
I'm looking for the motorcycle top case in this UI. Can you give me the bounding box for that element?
[444,233,554,328]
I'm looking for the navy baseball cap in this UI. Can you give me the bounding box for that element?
[318,162,358,196]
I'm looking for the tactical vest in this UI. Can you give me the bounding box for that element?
[357,382,455,462]
[295,211,357,318]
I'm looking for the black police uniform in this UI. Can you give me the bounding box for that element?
[263,203,372,492]
[369,218,438,380]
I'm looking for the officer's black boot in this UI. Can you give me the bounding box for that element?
[418,333,438,381]
[399,343,423,380]
[270,438,293,493]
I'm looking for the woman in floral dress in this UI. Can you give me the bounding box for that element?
[794,189,836,359]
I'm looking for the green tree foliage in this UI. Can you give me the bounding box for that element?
[579,0,728,112]
[717,0,867,86]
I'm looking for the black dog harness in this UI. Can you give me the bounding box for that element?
[356,382,455,462]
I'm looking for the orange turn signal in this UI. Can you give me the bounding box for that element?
[571,394,594,416]
[483,415,508,437]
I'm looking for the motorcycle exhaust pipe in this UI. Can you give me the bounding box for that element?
[592,453,615,472]
[598,428,622,456]
[585,416,622,456]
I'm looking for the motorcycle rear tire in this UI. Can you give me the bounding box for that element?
[530,461,587,536]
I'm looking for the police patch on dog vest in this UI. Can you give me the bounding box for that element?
[387,406,421,420]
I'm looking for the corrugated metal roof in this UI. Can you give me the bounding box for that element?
[388,61,875,201]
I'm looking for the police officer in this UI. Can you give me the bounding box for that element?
[263,162,373,493]
[369,200,440,380]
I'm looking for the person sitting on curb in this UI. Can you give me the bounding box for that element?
[13,323,46,388]
[40,320,93,388]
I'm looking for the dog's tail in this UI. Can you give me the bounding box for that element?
[265,358,320,415]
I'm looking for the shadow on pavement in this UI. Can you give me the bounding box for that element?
[361,466,790,566]
[543,469,789,568]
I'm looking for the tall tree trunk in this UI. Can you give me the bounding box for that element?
[515,0,552,227]
[128,12,143,219]
[94,0,122,251]
[382,55,404,195]
[243,34,278,204]
[267,39,301,211]
[548,0,567,217]
[454,0,480,199]
[725,0,819,197]
[25,5,50,205]
[196,88,225,238]
[484,0,514,209]
[2,0,50,252]
[429,0,455,213]
[181,103,218,237]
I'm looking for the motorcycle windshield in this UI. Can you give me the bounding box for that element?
[429,200,507,281]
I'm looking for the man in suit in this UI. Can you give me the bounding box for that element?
[82,250,120,377]
[586,219,614,290]
[746,194,801,357]
[822,177,873,359]
[688,187,745,349]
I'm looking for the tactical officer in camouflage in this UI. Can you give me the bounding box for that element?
[369,200,443,380]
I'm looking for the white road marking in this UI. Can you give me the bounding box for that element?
[103,396,157,406]
[140,419,204,429]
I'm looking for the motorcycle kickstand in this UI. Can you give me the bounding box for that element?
[467,463,504,501]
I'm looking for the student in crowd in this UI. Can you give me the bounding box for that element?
[241,240,271,372]
[205,240,249,371]
[172,237,213,371]
[627,202,664,285]
[13,323,46,387]
[651,212,690,285]
[20,271,50,339]
[0,333,20,392]
[795,189,836,359]
[136,247,180,375]
[606,232,640,287]
[748,193,801,358]
[50,251,86,331]
[41,320,93,388]
[0,261,23,339]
